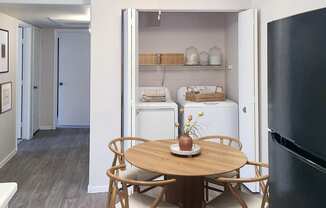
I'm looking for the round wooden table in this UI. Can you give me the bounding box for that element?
[125,139,247,208]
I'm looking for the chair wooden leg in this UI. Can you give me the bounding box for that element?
[133,185,140,193]
[106,191,110,208]
[261,182,269,208]
[108,186,117,208]
[205,180,209,202]
[227,183,248,208]
[107,179,115,208]
[164,175,168,201]
[236,169,241,190]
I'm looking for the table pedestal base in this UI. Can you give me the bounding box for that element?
[166,176,204,208]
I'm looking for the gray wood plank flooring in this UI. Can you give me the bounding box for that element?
[0,128,106,208]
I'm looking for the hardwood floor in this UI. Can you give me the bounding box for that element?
[0,128,106,208]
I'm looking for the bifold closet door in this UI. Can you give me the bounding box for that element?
[122,8,139,137]
[238,9,259,192]
[57,31,90,126]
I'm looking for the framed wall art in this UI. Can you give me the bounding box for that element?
[0,81,12,114]
[0,29,9,73]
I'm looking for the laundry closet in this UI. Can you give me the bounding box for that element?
[139,12,231,99]
[122,9,259,191]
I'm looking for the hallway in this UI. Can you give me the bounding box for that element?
[0,128,106,208]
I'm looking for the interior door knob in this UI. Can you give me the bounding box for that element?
[59,82,63,86]
[242,106,247,113]
[33,86,38,89]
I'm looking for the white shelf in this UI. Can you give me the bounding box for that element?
[139,64,229,71]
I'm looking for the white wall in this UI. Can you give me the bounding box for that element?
[39,28,55,130]
[90,0,251,193]
[0,12,20,168]
[252,0,326,163]
[139,12,228,100]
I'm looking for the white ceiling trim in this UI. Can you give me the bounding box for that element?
[0,4,90,28]
[0,0,90,5]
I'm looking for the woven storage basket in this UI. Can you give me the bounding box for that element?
[186,87,225,102]
[160,53,184,65]
[139,53,160,65]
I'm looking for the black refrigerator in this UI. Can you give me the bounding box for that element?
[268,8,326,208]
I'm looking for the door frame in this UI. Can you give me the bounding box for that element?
[123,8,259,153]
[31,27,41,135]
[53,29,91,128]
[122,9,139,137]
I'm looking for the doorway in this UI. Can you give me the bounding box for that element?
[56,30,90,127]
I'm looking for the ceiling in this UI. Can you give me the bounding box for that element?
[0,4,90,28]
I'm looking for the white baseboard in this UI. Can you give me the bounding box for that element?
[57,125,90,128]
[39,125,56,130]
[0,149,17,168]
[87,185,108,193]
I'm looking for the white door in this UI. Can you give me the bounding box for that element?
[57,31,90,126]
[238,9,259,192]
[32,28,40,134]
[123,9,138,137]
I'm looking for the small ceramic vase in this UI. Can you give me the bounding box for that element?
[185,46,199,65]
[199,51,209,65]
[209,46,222,65]
[179,134,193,151]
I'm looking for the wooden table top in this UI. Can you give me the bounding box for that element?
[125,139,248,177]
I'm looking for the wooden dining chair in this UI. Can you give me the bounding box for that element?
[108,137,162,192]
[107,164,179,208]
[206,161,269,208]
[198,135,243,201]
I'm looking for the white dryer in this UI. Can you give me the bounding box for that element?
[136,87,178,140]
[177,86,238,138]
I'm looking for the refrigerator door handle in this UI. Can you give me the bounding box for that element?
[272,134,326,173]
[286,146,326,173]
